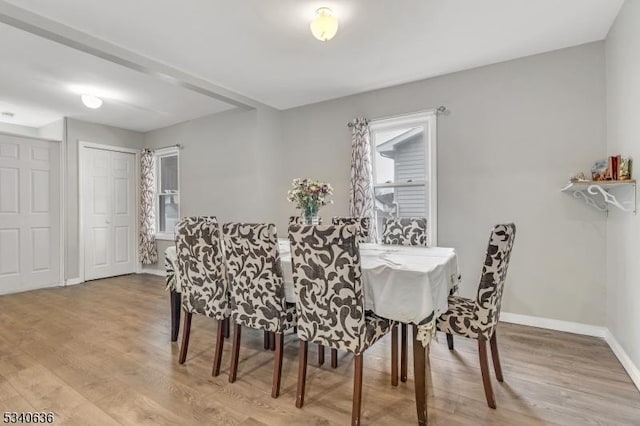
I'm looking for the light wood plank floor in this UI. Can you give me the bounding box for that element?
[1,274,638,425]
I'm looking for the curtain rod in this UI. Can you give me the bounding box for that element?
[153,144,182,151]
[347,105,447,127]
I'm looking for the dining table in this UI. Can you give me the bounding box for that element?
[164,239,460,425]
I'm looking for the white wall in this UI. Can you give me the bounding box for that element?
[143,106,282,272]
[605,0,640,381]
[64,118,144,279]
[280,42,607,326]
[0,122,40,138]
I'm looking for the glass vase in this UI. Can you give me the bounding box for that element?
[303,203,320,225]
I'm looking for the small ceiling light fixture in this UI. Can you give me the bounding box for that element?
[81,94,103,109]
[310,7,338,42]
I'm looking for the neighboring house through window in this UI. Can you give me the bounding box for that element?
[155,146,180,240]
[369,111,437,244]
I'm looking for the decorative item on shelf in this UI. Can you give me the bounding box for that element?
[619,157,632,180]
[591,159,608,181]
[287,178,333,225]
[569,172,587,182]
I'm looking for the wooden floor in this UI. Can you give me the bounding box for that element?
[1,275,639,425]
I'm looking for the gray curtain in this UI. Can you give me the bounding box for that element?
[349,118,378,242]
[139,148,158,264]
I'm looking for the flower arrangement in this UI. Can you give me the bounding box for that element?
[287,178,333,224]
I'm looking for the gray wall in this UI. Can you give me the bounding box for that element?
[143,106,282,272]
[65,118,144,279]
[605,0,640,379]
[279,42,607,325]
[141,43,607,327]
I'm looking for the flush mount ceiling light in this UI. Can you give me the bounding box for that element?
[310,7,338,42]
[81,94,103,109]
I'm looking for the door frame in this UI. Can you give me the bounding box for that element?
[0,131,64,291]
[78,141,140,283]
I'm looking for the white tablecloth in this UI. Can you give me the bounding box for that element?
[165,240,459,345]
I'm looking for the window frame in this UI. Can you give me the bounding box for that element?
[369,111,438,245]
[154,146,180,241]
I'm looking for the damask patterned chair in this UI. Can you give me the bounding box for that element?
[382,216,428,384]
[436,223,516,409]
[331,216,371,243]
[289,224,396,426]
[222,223,296,398]
[381,217,428,246]
[176,216,230,377]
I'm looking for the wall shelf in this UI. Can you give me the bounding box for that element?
[561,180,636,214]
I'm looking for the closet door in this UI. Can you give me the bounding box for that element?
[0,134,61,295]
[84,147,135,281]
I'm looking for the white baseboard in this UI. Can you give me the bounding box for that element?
[141,268,165,277]
[65,277,84,286]
[500,312,606,338]
[604,330,640,391]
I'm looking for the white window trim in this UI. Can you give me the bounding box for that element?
[155,146,180,241]
[369,110,438,245]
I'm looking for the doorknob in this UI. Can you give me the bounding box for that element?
[105,219,111,224]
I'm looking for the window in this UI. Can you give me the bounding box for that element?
[155,147,180,239]
[369,111,437,244]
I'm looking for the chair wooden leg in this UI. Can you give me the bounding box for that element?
[212,318,226,376]
[412,325,428,426]
[331,349,338,368]
[170,291,181,342]
[270,331,276,351]
[228,324,242,383]
[318,344,325,366]
[490,332,504,382]
[446,333,454,350]
[400,323,408,382]
[478,339,496,409]
[296,340,309,408]
[178,311,192,364]
[224,317,230,338]
[272,332,284,398]
[391,324,398,386]
[264,330,270,350]
[352,353,363,426]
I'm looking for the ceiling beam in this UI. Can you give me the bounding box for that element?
[0,1,259,110]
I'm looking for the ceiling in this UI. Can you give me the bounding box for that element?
[0,22,235,131]
[0,0,625,131]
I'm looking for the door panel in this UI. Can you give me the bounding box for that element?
[0,135,61,295]
[84,147,135,280]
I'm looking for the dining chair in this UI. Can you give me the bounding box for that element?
[381,216,428,384]
[289,224,397,426]
[222,222,296,398]
[331,216,371,243]
[381,216,428,246]
[176,216,230,377]
[436,223,516,408]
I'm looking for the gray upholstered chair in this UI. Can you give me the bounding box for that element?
[289,224,396,426]
[331,216,371,243]
[381,217,428,246]
[381,216,428,384]
[437,223,517,409]
[176,216,230,377]
[222,222,296,398]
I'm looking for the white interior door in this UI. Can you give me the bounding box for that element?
[83,147,136,281]
[0,134,61,295]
